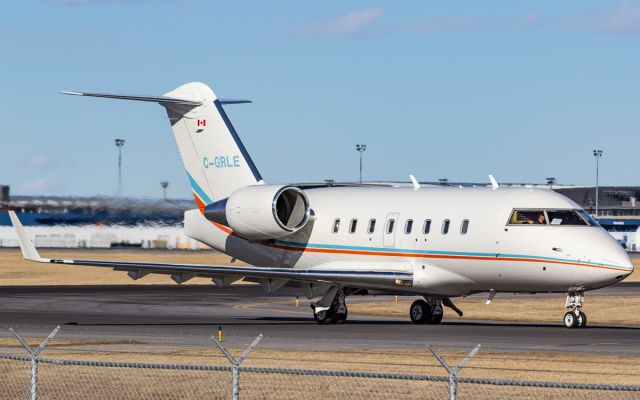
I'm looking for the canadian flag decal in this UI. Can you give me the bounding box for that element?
[197,120,207,127]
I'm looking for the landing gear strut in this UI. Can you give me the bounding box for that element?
[563,290,587,329]
[410,297,444,325]
[312,288,348,325]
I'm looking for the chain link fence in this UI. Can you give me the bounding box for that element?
[1,353,639,399]
[1,326,639,399]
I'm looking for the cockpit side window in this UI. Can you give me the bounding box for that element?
[547,210,589,226]
[578,210,599,226]
[509,210,547,225]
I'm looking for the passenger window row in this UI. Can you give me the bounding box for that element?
[332,218,469,235]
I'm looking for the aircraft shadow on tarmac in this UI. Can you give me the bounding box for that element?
[62,318,640,330]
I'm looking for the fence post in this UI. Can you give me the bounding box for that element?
[426,343,480,400]
[212,333,263,400]
[9,326,61,400]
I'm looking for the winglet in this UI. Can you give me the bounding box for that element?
[409,175,421,191]
[8,211,47,263]
[488,175,499,190]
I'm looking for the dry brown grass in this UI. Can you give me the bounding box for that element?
[0,340,639,385]
[0,249,245,285]
[350,295,640,325]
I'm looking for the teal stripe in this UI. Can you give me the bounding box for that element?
[187,173,213,204]
[274,239,632,271]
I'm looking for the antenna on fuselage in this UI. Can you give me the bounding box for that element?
[488,175,499,190]
[409,175,421,191]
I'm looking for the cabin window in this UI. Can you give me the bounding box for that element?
[461,219,469,234]
[509,210,547,225]
[386,219,396,234]
[547,210,589,226]
[423,219,431,234]
[404,219,413,234]
[332,218,341,233]
[367,219,376,234]
[442,219,450,234]
[349,219,358,233]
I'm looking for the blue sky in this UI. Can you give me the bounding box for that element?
[1,1,639,198]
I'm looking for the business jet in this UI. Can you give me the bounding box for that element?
[10,82,633,329]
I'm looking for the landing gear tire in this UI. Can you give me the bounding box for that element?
[578,312,587,329]
[312,289,348,325]
[410,300,431,324]
[563,312,578,329]
[313,308,333,325]
[427,307,443,325]
[333,310,348,325]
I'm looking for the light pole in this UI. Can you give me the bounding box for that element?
[356,144,367,183]
[160,181,169,200]
[115,138,125,196]
[546,177,556,190]
[593,149,603,216]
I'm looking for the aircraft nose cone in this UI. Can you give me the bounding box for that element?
[601,240,634,280]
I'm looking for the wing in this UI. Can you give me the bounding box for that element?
[8,211,412,291]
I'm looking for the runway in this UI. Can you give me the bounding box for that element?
[0,284,639,355]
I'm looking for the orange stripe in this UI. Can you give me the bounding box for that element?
[269,243,629,272]
[208,222,630,273]
[193,193,206,214]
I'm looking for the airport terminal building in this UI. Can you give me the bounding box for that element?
[0,183,638,251]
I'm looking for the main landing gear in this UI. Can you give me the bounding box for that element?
[410,296,463,324]
[563,290,587,329]
[312,288,348,325]
[410,297,442,324]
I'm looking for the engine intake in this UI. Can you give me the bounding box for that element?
[204,185,310,240]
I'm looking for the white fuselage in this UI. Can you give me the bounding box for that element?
[185,186,633,297]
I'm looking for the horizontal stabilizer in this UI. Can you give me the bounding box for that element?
[59,91,251,107]
[218,99,252,105]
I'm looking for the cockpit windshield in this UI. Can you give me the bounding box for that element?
[508,209,594,226]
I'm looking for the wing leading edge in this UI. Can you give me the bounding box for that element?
[8,211,412,291]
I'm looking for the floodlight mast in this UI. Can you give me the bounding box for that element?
[115,138,125,197]
[356,144,367,183]
[546,177,556,189]
[160,181,169,200]
[593,149,603,216]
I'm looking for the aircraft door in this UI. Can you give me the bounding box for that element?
[383,212,399,247]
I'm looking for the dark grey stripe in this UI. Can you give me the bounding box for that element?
[213,99,262,181]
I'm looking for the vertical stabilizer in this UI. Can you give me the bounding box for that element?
[162,82,262,210]
[60,82,263,211]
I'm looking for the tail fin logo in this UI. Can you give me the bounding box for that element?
[197,119,207,127]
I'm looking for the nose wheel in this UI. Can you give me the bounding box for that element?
[563,290,587,329]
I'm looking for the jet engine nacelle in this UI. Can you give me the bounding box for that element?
[204,185,310,240]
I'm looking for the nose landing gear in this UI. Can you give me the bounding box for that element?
[563,290,587,329]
